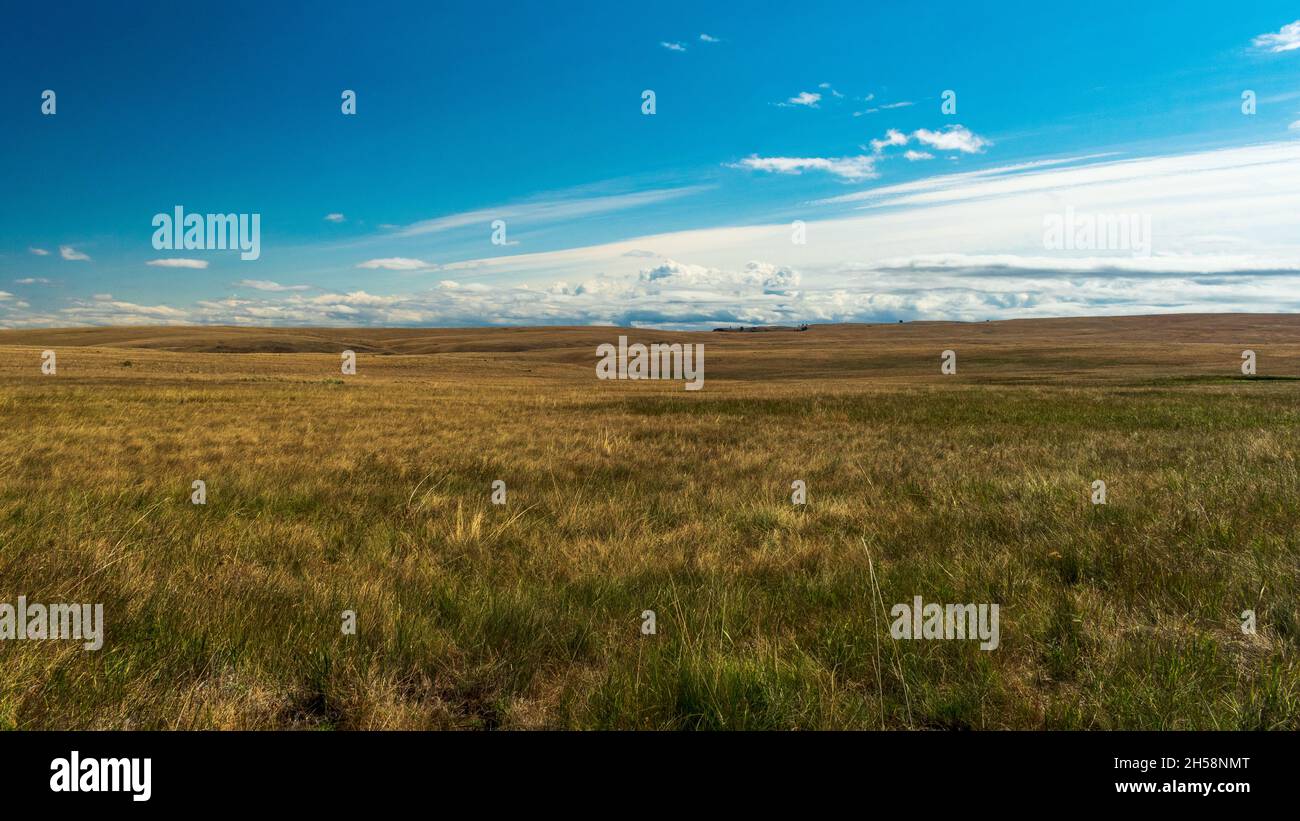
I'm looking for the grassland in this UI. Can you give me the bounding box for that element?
[0,314,1297,729]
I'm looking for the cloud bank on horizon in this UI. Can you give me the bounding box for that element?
[4,3,1300,328]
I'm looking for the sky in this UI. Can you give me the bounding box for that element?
[3,1,1300,328]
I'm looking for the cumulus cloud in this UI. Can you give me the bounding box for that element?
[29,247,49,256]
[752,126,983,179]
[40,251,1300,330]
[912,125,990,154]
[1253,20,1300,53]
[780,91,822,108]
[660,41,686,52]
[869,128,909,154]
[731,154,877,181]
[147,258,209,269]
[638,259,800,295]
[699,33,720,43]
[60,245,91,261]
[34,260,807,328]
[324,213,346,223]
[356,257,437,271]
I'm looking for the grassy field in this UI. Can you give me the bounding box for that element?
[0,314,1297,730]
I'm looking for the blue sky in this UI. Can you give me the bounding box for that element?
[3,1,1300,327]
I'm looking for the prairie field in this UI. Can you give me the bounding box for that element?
[0,314,1298,730]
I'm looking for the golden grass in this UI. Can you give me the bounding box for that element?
[0,314,1297,729]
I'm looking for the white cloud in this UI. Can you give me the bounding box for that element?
[236,279,311,292]
[386,141,1300,324]
[780,91,821,108]
[15,277,52,285]
[699,33,720,43]
[912,125,990,154]
[324,213,346,223]
[59,245,91,261]
[1252,20,1300,53]
[1290,120,1300,131]
[836,126,987,166]
[812,154,1123,207]
[55,296,190,326]
[870,128,909,154]
[730,154,877,181]
[660,41,686,52]
[147,258,209,269]
[29,247,49,256]
[879,101,914,110]
[9,143,1300,329]
[36,260,808,328]
[638,259,800,295]
[44,249,1300,330]
[356,257,437,271]
[391,186,704,238]
[817,82,845,98]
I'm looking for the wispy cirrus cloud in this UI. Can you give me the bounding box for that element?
[392,140,1300,322]
[356,257,437,271]
[236,279,312,292]
[390,185,705,238]
[29,247,49,256]
[8,144,1300,330]
[730,154,877,181]
[660,41,686,52]
[854,100,913,116]
[147,258,209,269]
[1252,20,1300,53]
[57,295,189,325]
[810,153,1122,207]
[59,245,90,261]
